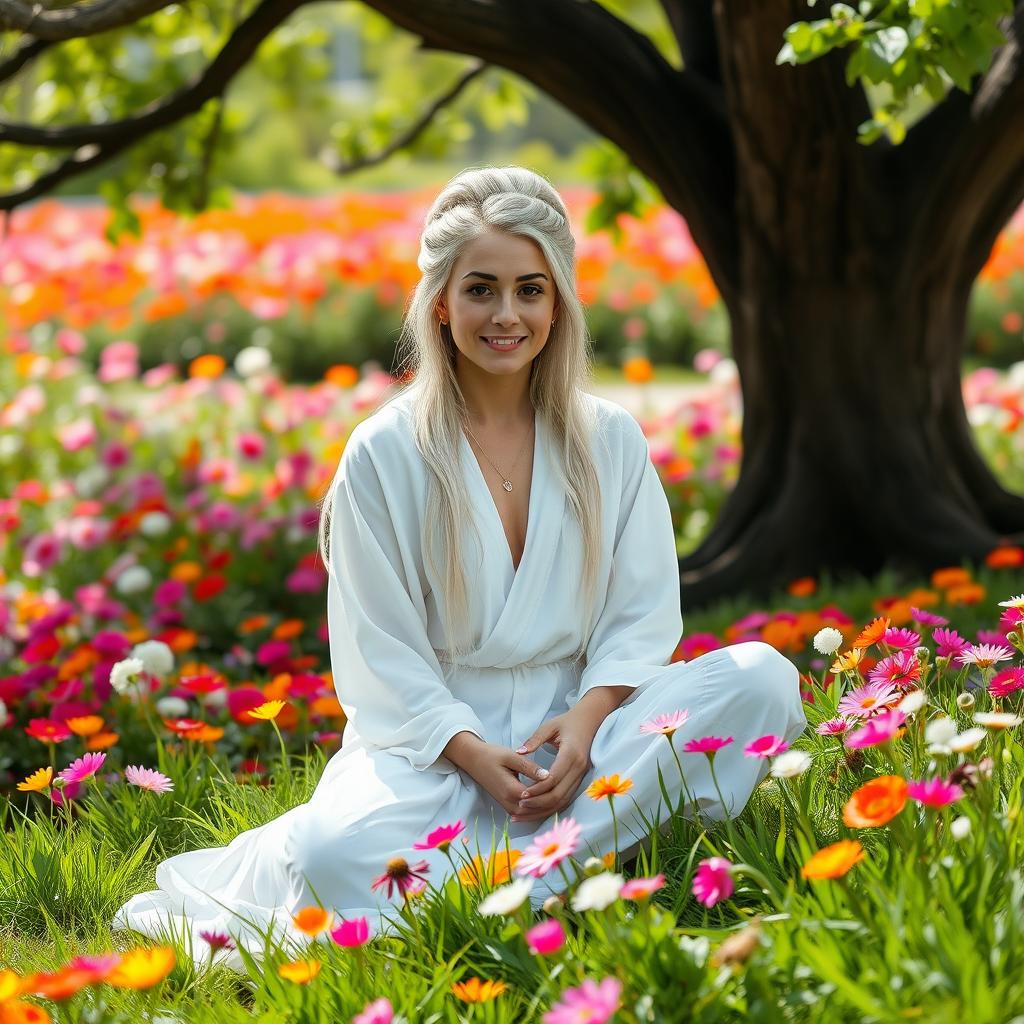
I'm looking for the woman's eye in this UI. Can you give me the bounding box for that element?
[467,284,543,296]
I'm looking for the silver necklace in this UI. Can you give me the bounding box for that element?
[463,414,535,491]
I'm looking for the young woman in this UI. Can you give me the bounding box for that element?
[114,165,807,968]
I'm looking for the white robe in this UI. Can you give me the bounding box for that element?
[113,388,807,968]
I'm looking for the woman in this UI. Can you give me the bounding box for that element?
[114,165,807,968]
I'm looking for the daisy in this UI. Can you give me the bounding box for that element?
[989,667,1024,699]
[526,918,566,955]
[683,735,733,754]
[973,711,1023,729]
[954,643,1015,668]
[639,709,689,737]
[933,628,970,659]
[412,820,466,852]
[330,916,370,947]
[836,680,899,719]
[124,765,174,794]
[829,648,864,674]
[451,977,507,1003]
[586,774,633,799]
[477,877,535,916]
[866,650,922,690]
[16,766,54,792]
[370,857,430,900]
[844,708,907,749]
[815,718,848,735]
[744,734,790,758]
[542,977,622,1024]
[516,817,582,878]
[898,690,927,714]
[769,750,812,778]
[692,856,734,907]
[910,607,948,626]
[851,616,890,649]
[906,778,965,807]
[619,874,666,900]
[58,752,107,784]
[881,627,921,651]
[998,594,1024,608]
[570,872,624,912]
[199,930,235,951]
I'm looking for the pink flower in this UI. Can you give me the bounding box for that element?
[866,650,922,690]
[743,734,790,758]
[910,607,948,627]
[906,778,965,807]
[330,916,370,947]
[542,976,623,1024]
[199,930,235,951]
[692,856,734,907]
[954,643,1015,668]
[412,820,466,852]
[639,709,690,737]
[526,918,566,955]
[816,718,849,735]
[67,953,121,977]
[58,751,107,784]
[844,708,907,749]
[515,817,582,879]
[50,780,83,806]
[933,628,970,659]
[837,680,900,719]
[989,667,1024,699]
[683,735,733,755]
[353,997,394,1024]
[882,627,921,650]
[619,874,666,900]
[124,765,174,794]
[370,857,430,900]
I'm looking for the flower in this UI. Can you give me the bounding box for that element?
[801,840,865,880]
[692,857,734,907]
[124,765,174,794]
[292,907,333,935]
[542,976,622,1024]
[516,817,582,878]
[571,872,624,912]
[949,727,987,752]
[974,711,1023,729]
[620,874,666,900]
[882,626,922,650]
[17,767,53,793]
[109,657,147,695]
[412,820,465,852]
[955,643,1015,668]
[842,775,908,828]
[639,709,690,737]
[105,947,176,989]
[130,639,175,678]
[911,607,948,626]
[58,752,106,784]
[330,916,370,947]
[277,959,321,984]
[451,977,508,1002]
[998,594,1024,608]
[989,667,1024,699]
[769,749,812,778]
[851,616,890,649]
[950,816,972,839]
[353,997,394,1024]
[837,680,899,718]
[844,708,907,749]
[586,774,633,799]
[744,734,790,758]
[898,690,927,714]
[526,918,566,955]
[866,650,922,690]
[830,648,864,674]
[816,718,848,735]
[65,715,104,737]
[370,857,430,900]
[25,718,71,743]
[683,735,733,754]
[477,877,535,916]
[458,848,521,888]
[933,628,970,659]
[249,699,287,721]
[199,931,234,951]
[812,627,844,655]
[906,778,965,807]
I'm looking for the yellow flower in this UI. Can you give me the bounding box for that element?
[16,767,53,793]
[106,947,176,989]
[586,774,634,800]
[829,648,864,674]
[277,959,321,984]
[801,840,866,880]
[249,700,287,721]
[451,977,508,1002]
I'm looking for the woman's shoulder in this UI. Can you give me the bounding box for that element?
[581,392,648,457]
[338,387,422,484]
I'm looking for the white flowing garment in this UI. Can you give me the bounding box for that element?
[114,388,807,968]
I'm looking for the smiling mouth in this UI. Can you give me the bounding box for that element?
[481,336,527,349]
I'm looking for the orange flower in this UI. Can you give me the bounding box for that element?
[291,906,332,935]
[65,715,104,737]
[788,577,816,597]
[987,545,1024,568]
[272,619,305,641]
[622,356,653,384]
[0,1001,52,1023]
[586,774,634,800]
[458,849,522,888]
[325,364,359,388]
[277,959,321,984]
[28,968,96,1001]
[602,851,616,869]
[801,840,866,880]
[843,775,908,828]
[851,617,890,649]
[249,700,286,721]
[188,354,226,379]
[16,768,53,793]
[947,583,986,606]
[186,724,224,743]
[105,947,176,989]
[451,977,507,1002]
[86,732,119,751]
[931,567,971,589]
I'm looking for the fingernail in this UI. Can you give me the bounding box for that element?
[521,791,530,800]
[510,815,520,821]
[516,745,528,753]
[537,768,549,779]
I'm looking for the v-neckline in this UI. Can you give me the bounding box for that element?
[460,411,543,576]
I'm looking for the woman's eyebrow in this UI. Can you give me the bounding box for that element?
[461,271,549,282]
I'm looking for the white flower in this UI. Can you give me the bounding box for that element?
[0,697,7,729]
[114,565,152,596]
[570,872,624,912]
[582,857,605,873]
[74,464,110,498]
[997,594,1024,608]
[477,877,534,917]
[138,511,172,537]
[234,346,273,378]
[898,690,927,714]
[155,696,190,719]
[949,727,987,753]
[950,816,971,840]
[110,657,146,695]
[769,750,811,778]
[925,716,957,745]
[201,688,228,710]
[973,711,1023,729]
[955,692,975,710]
[131,640,175,679]
[812,628,844,655]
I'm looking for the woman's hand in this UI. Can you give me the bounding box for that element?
[510,708,605,823]
[456,740,553,819]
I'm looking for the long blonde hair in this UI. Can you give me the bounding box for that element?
[318,165,604,666]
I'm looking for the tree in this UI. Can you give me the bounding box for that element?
[2,0,1023,609]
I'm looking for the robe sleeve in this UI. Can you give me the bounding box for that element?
[326,428,487,773]
[565,411,684,707]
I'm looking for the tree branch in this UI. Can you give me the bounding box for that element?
[0,0,176,39]
[0,35,51,84]
[659,0,721,81]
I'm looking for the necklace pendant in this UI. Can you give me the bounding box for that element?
[502,479,513,492]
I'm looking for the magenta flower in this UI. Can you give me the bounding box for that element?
[881,626,921,650]
[907,778,965,807]
[989,667,1024,699]
[50,780,83,807]
[124,765,174,794]
[816,718,849,735]
[67,953,121,977]
[330,916,370,948]
[933,628,970,659]
[526,918,566,955]
[743,734,790,758]
[542,977,623,1024]
[370,857,430,900]
[412,820,466,852]
[353,997,394,1024]
[910,607,948,627]
[199,930,235,951]
[516,817,582,879]
[58,752,107,784]
[692,856,734,907]
[620,874,666,900]
[837,680,900,719]
[866,650,922,690]
[683,735,733,755]
[639,709,690,737]
[844,708,907,749]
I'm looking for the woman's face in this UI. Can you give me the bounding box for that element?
[437,228,559,381]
